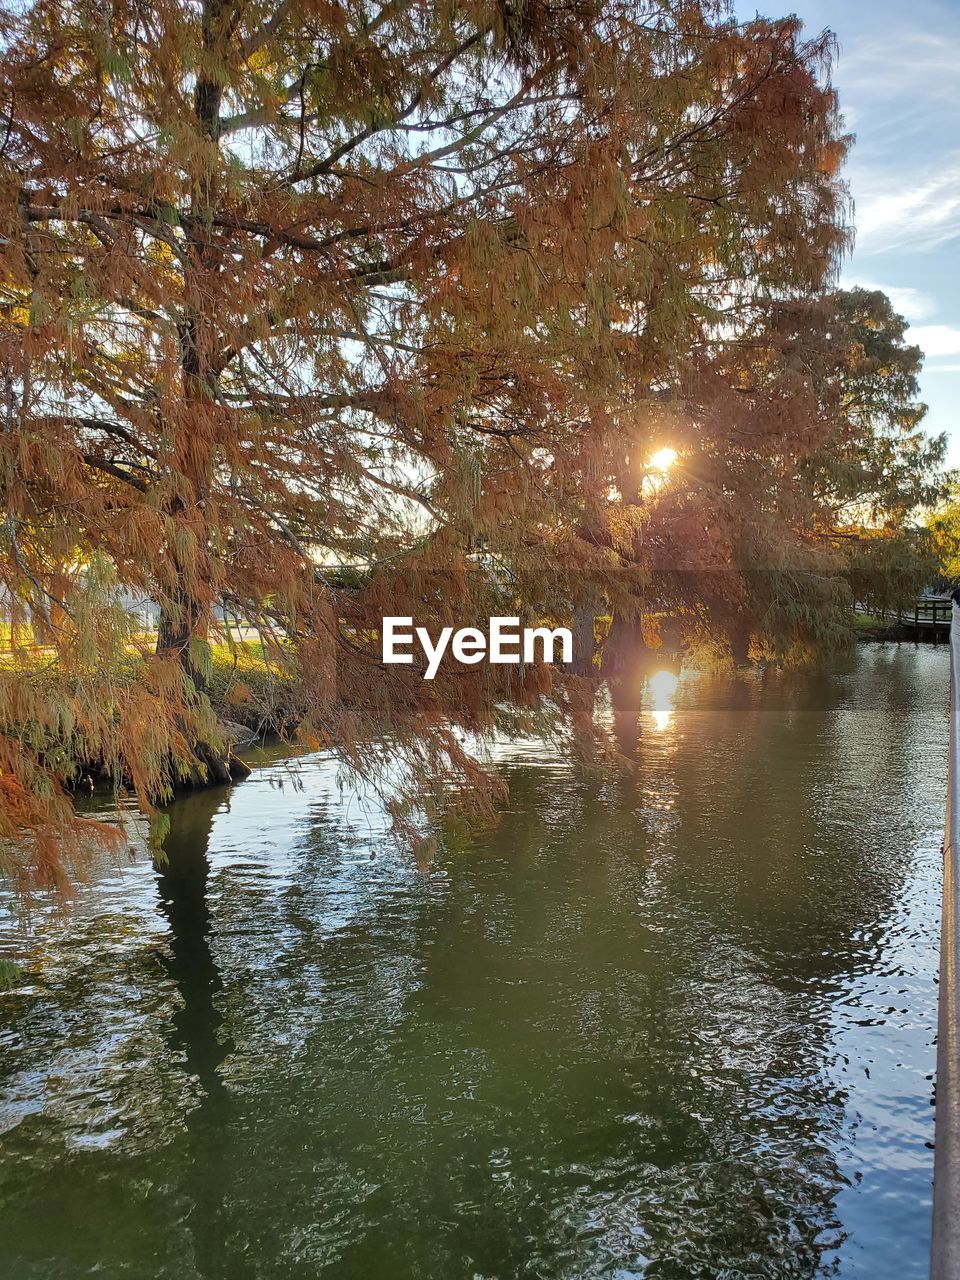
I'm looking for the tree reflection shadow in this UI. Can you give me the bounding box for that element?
[155,783,252,1280]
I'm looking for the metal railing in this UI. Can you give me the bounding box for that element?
[932,600,960,1278]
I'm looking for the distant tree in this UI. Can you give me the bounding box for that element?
[0,0,853,881]
[803,289,944,519]
[684,288,942,656]
[806,288,945,615]
[575,286,946,670]
[928,479,960,586]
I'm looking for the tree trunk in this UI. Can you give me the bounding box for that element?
[153,0,252,794]
[571,602,598,676]
[157,591,206,690]
[157,602,248,789]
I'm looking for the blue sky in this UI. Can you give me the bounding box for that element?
[751,0,960,463]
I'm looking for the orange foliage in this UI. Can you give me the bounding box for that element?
[0,0,858,882]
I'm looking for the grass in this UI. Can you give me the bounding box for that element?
[0,960,25,991]
[0,634,299,734]
[849,611,890,631]
[206,641,298,730]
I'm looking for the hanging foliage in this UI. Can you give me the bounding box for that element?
[0,0,916,882]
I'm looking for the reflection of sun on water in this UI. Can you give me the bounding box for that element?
[649,668,679,732]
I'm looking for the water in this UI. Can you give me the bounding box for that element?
[0,644,948,1279]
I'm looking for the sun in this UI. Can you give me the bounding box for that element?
[649,446,678,474]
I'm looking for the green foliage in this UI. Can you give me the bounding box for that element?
[804,289,946,524]
[927,477,960,585]
[147,814,171,862]
[846,529,938,616]
[792,288,947,617]
[0,959,25,991]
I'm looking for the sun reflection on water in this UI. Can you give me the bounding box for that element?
[649,668,679,732]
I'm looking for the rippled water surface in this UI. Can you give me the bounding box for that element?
[0,645,949,1278]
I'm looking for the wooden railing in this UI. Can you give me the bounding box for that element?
[932,599,960,1277]
[853,595,953,639]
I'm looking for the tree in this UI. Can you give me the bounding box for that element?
[928,478,960,586]
[585,286,945,673]
[804,289,943,520]
[0,0,852,883]
[801,288,944,616]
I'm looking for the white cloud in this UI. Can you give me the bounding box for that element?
[840,29,960,102]
[842,280,936,322]
[909,324,960,357]
[852,161,960,255]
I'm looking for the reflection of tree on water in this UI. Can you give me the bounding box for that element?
[0,649,931,1278]
[603,619,671,756]
[155,784,253,1280]
[227,653,934,1278]
[157,788,235,1098]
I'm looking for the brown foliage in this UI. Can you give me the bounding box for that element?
[0,0,859,880]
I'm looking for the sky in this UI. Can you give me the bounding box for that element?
[743,0,960,463]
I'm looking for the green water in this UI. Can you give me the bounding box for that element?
[0,645,948,1278]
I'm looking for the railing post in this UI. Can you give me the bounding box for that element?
[932,599,960,1278]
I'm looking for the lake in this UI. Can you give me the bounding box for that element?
[0,644,948,1278]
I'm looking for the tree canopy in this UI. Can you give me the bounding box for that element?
[0,0,942,885]
[928,479,960,587]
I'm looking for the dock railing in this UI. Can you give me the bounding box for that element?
[933,599,960,1278]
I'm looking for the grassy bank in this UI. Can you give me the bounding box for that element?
[203,641,301,737]
[849,611,889,632]
[0,639,302,797]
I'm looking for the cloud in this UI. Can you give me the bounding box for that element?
[842,280,936,322]
[909,324,960,357]
[840,28,960,103]
[828,20,960,255]
[852,160,960,255]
